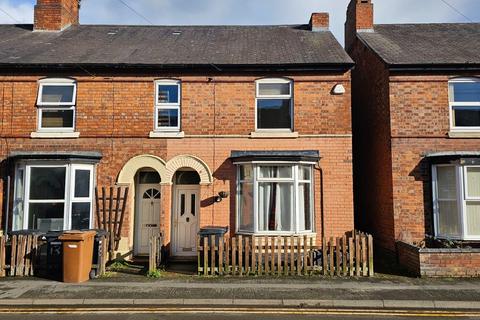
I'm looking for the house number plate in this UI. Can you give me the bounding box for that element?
[145,224,158,227]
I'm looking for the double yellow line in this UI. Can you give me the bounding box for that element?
[0,307,479,317]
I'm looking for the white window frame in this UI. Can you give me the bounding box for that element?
[255,78,293,132]
[449,77,480,132]
[36,78,77,133]
[154,80,181,132]
[432,164,480,240]
[236,162,314,235]
[13,161,94,232]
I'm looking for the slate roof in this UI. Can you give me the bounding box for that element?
[0,24,353,69]
[358,23,480,67]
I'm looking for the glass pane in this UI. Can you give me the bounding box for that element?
[258,83,290,96]
[41,85,74,103]
[13,169,24,231]
[180,194,185,216]
[298,183,312,231]
[451,82,480,102]
[257,99,292,129]
[157,109,179,128]
[30,167,66,200]
[28,203,64,232]
[239,182,254,232]
[239,164,253,181]
[466,201,480,236]
[139,171,161,184]
[466,167,480,198]
[259,166,292,179]
[258,182,293,232]
[299,165,311,181]
[191,194,196,216]
[74,170,90,198]
[436,166,457,199]
[175,171,200,185]
[41,109,74,128]
[453,107,480,127]
[157,84,179,104]
[438,200,461,237]
[71,202,91,230]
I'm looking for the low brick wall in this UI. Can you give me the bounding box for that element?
[397,241,480,277]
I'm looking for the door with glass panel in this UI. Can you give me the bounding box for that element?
[173,186,199,256]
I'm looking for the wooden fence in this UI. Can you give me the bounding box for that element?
[95,186,129,259]
[0,233,109,278]
[197,232,374,277]
[148,234,163,273]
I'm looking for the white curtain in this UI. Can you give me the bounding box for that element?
[466,202,480,236]
[298,183,306,231]
[258,183,271,231]
[258,182,292,231]
[436,166,461,237]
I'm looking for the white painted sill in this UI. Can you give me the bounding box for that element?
[149,131,185,139]
[250,131,299,139]
[30,132,80,139]
[448,131,480,138]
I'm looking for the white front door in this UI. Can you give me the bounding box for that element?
[135,184,161,255]
[173,186,200,256]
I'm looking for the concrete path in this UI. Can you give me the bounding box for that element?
[1,278,480,310]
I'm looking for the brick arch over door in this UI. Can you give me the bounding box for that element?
[117,154,168,184]
[165,155,213,185]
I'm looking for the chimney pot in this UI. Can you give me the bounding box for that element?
[34,0,80,31]
[309,13,329,32]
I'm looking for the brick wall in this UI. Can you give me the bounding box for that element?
[397,241,480,277]
[0,71,354,248]
[34,0,79,31]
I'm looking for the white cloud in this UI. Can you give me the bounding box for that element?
[0,0,33,24]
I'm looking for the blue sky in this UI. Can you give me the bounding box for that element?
[1,0,479,44]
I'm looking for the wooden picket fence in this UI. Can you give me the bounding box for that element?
[148,234,163,273]
[0,233,110,278]
[197,231,374,277]
[0,234,41,277]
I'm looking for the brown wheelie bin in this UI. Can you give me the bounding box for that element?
[59,230,96,283]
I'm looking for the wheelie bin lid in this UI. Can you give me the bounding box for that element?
[59,230,97,241]
[198,226,228,236]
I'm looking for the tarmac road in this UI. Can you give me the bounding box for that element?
[0,306,479,320]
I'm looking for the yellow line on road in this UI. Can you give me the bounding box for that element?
[0,307,478,317]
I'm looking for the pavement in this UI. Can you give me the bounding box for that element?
[1,276,480,311]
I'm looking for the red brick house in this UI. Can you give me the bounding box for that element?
[0,0,354,259]
[346,0,480,276]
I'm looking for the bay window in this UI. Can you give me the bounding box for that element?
[37,79,76,132]
[237,163,314,234]
[13,162,94,232]
[433,163,480,240]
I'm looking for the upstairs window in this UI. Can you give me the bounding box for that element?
[37,79,76,132]
[256,79,293,131]
[155,80,181,131]
[449,78,480,130]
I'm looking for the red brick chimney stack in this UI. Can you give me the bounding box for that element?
[34,0,80,31]
[310,13,329,31]
[345,0,374,50]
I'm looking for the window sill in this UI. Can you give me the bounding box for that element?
[149,131,185,139]
[449,131,480,138]
[30,132,80,139]
[250,131,299,139]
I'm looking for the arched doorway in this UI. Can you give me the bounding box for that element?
[171,169,201,257]
[134,170,161,255]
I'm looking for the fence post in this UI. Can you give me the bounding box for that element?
[322,236,327,275]
[0,236,5,277]
[210,234,216,276]
[219,236,224,276]
[355,236,361,277]
[368,234,374,277]
[244,237,250,275]
[335,237,341,276]
[342,235,347,276]
[203,236,209,276]
[238,235,243,276]
[251,236,256,275]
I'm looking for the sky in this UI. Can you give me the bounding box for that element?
[0,0,479,45]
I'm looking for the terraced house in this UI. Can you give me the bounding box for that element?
[0,0,354,259]
[346,0,480,276]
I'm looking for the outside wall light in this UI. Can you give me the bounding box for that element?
[332,84,346,95]
[214,191,230,203]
